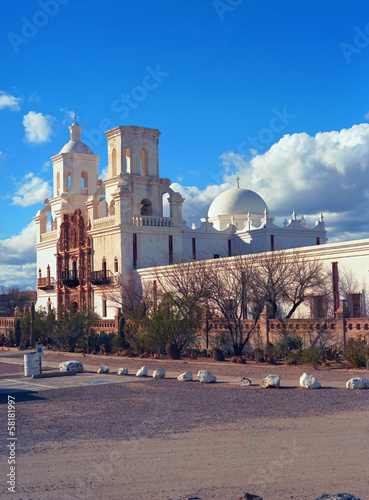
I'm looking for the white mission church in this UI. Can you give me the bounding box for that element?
[34,121,369,320]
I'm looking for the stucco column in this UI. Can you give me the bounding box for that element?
[169,194,184,227]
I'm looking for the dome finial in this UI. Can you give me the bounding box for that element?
[236,175,240,189]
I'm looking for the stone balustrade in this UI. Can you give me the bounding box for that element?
[131,215,172,227]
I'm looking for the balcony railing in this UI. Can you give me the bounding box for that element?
[61,270,79,287]
[91,270,113,286]
[92,216,116,230]
[131,215,172,227]
[37,277,55,290]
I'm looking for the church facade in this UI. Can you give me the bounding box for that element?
[34,121,367,320]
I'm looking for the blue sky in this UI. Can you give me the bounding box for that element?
[1,0,369,289]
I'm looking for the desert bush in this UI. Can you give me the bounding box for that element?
[285,350,301,365]
[301,346,324,368]
[275,335,302,359]
[254,348,265,362]
[6,330,14,347]
[109,334,127,354]
[264,342,277,364]
[344,336,368,368]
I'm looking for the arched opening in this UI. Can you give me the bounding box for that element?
[140,148,148,176]
[124,148,131,173]
[46,210,53,232]
[66,171,72,192]
[98,195,108,218]
[81,171,88,195]
[112,148,117,176]
[141,198,153,216]
[71,301,78,314]
[109,199,115,216]
[162,192,170,217]
[56,172,60,195]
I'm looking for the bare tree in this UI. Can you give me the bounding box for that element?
[105,275,153,320]
[0,288,33,315]
[154,260,210,306]
[250,250,329,319]
[204,256,259,356]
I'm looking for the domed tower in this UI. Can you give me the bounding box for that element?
[52,120,99,198]
[207,187,269,230]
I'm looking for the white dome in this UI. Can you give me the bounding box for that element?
[208,187,268,218]
[60,140,94,155]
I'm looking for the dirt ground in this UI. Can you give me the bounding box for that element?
[0,349,368,500]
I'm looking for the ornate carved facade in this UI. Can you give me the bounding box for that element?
[56,209,92,310]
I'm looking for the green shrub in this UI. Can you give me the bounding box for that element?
[264,342,277,364]
[275,336,302,359]
[254,348,265,362]
[109,334,126,354]
[6,330,14,347]
[285,350,301,365]
[344,337,368,368]
[301,347,324,368]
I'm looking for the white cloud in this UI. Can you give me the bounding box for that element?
[23,111,54,144]
[0,91,22,111]
[28,91,42,103]
[12,173,51,207]
[100,165,109,180]
[60,107,76,125]
[0,263,37,290]
[0,221,36,267]
[174,123,369,239]
[42,160,52,170]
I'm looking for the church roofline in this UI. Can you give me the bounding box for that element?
[105,125,161,139]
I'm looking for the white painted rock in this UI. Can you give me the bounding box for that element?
[118,368,128,376]
[300,372,321,389]
[177,371,193,382]
[153,368,166,379]
[346,378,369,389]
[59,361,84,373]
[261,374,280,388]
[197,370,217,383]
[136,366,148,377]
[97,364,109,374]
[240,377,252,387]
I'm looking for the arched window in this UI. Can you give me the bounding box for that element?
[56,172,60,195]
[141,198,152,216]
[162,192,170,217]
[81,171,88,195]
[66,171,72,192]
[124,148,131,173]
[109,199,115,216]
[112,148,117,176]
[140,148,147,176]
[98,195,108,218]
[46,210,53,232]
